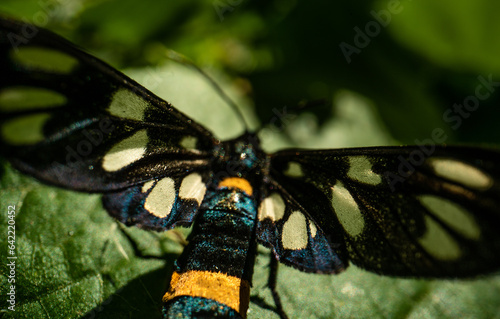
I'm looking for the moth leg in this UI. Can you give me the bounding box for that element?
[268,255,289,319]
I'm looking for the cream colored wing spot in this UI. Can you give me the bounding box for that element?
[428,158,493,191]
[0,87,66,111]
[10,47,79,73]
[142,180,156,193]
[347,156,382,185]
[418,195,480,240]
[331,181,365,237]
[144,177,176,218]
[309,220,318,238]
[282,211,309,250]
[180,136,198,150]
[1,113,51,145]
[179,173,206,205]
[284,161,304,178]
[107,89,150,121]
[102,130,148,172]
[258,193,286,221]
[418,215,462,260]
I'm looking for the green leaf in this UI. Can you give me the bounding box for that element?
[386,0,500,74]
[252,258,500,319]
[0,161,178,318]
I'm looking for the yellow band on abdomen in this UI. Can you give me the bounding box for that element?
[218,177,253,196]
[163,270,251,317]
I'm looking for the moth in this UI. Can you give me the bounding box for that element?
[1,17,500,319]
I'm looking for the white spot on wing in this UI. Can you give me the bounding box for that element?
[258,193,285,221]
[428,158,493,190]
[309,220,317,238]
[0,87,66,111]
[284,161,304,178]
[107,89,150,121]
[180,136,198,150]
[142,180,155,193]
[418,195,480,240]
[419,215,462,260]
[179,173,206,205]
[1,113,51,145]
[331,181,365,237]
[347,156,382,185]
[102,130,148,172]
[144,177,176,218]
[10,46,79,73]
[282,211,308,250]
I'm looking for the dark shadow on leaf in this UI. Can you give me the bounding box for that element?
[250,295,279,316]
[80,260,176,319]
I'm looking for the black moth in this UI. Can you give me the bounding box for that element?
[1,16,500,319]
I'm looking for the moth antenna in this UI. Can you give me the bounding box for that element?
[165,48,249,132]
[262,98,329,129]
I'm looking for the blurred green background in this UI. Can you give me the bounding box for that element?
[1,0,500,318]
[2,0,500,145]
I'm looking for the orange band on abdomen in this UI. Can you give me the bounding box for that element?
[218,177,253,196]
[163,270,250,317]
